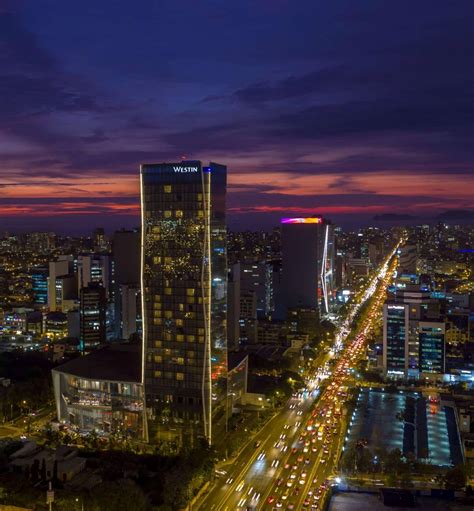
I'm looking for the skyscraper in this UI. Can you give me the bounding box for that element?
[140,161,227,445]
[80,283,106,351]
[280,217,335,317]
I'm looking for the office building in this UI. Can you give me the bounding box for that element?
[48,256,74,311]
[31,266,48,305]
[281,217,335,317]
[383,303,409,377]
[140,160,227,445]
[419,322,445,375]
[112,229,140,339]
[120,284,141,340]
[80,283,106,351]
[77,254,111,298]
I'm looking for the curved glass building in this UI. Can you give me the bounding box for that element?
[140,161,227,446]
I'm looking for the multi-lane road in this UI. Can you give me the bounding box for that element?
[197,246,399,511]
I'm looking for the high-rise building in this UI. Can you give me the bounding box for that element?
[80,283,106,351]
[31,266,48,305]
[120,283,141,340]
[419,322,445,375]
[140,160,227,445]
[48,256,74,311]
[383,303,409,377]
[281,217,335,317]
[77,254,111,298]
[112,229,140,339]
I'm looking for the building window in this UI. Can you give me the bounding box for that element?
[176,373,184,381]
[154,370,162,378]
[164,185,172,193]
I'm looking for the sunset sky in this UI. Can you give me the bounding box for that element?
[1,0,473,233]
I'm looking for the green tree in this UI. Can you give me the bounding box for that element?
[89,479,147,511]
[444,465,467,490]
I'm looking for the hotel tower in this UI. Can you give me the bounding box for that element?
[140,161,227,446]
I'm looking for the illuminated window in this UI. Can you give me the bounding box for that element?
[164,310,173,319]
[164,210,172,218]
[176,373,184,381]
[154,355,162,363]
[154,310,162,318]
[178,303,184,311]
[176,319,183,326]
[186,297,195,304]
[153,318,162,325]
[164,185,172,193]
[153,256,161,265]
[176,210,183,218]
[165,288,172,295]
[197,210,204,218]
[197,193,202,201]
[154,370,162,378]
[176,334,184,342]
[184,312,195,319]
[177,357,184,365]
[154,295,161,301]
[186,288,195,296]
[198,328,204,335]
[153,302,162,310]
[154,341,162,348]
[152,226,160,233]
[187,335,195,342]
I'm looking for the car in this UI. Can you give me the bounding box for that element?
[276,502,283,508]
[282,491,290,500]
[235,480,245,492]
[286,480,294,487]
[225,477,234,484]
[290,473,297,479]
[215,468,227,477]
[268,496,276,504]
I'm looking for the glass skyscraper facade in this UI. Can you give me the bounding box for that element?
[419,322,445,374]
[383,303,409,376]
[280,217,335,317]
[140,161,227,445]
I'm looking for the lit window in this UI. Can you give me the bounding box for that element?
[154,371,162,378]
[164,185,172,193]
[153,256,161,265]
[154,341,162,348]
[153,318,162,325]
[176,319,183,326]
[154,355,162,363]
[164,210,172,218]
[165,288,172,295]
[176,210,183,218]
[176,373,184,381]
[176,334,184,342]
[187,335,195,342]
[177,357,184,365]
[164,310,172,319]
[186,288,195,296]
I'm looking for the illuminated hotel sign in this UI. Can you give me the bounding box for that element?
[281,217,323,224]
[173,166,199,173]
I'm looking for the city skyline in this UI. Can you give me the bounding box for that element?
[1,1,473,234]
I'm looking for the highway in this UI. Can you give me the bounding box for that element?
[196,245,400,511]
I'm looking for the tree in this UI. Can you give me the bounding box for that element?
[40,458,47,481]
[444,465,467,490]
[89,479,147,511]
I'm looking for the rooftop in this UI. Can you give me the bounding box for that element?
[52,343,141,383]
